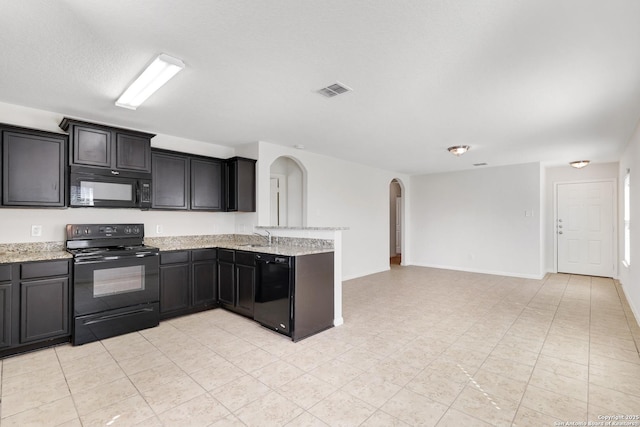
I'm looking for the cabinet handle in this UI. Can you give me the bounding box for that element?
[111,170,120,175]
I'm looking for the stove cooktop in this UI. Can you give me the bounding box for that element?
[68,244,159,258]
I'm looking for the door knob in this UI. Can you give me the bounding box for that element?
[559,231,563,235]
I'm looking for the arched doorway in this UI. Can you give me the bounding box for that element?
[390,179,403,265]
[270,156,306,226]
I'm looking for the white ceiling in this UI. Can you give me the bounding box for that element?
[1,0,639,175]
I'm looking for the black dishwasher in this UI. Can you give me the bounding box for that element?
[254,254,294,336]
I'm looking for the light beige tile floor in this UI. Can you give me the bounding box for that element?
[1,267,639,426]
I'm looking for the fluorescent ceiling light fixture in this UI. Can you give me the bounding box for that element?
[570,160,590,169]
[447,145,470,156]
[116,54,185,110]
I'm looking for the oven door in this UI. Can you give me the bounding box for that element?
[70,172,139,208]
[73,252,159,316]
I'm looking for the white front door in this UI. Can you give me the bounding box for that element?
[557,181,614,277]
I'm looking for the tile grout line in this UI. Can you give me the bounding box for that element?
[508,273,569,425]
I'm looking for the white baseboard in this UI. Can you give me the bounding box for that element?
[408,261,546,280]
[618,280,640,328]
[342,266,391,282]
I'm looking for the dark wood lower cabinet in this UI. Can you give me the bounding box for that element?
[159,262,190,315]
[159,249,218,319]
[0,283,12,349]
[217,260,234,306]
[192,261,216,306]
[217,250,255,318]
[235,263,255,318]
[0,259,71,358]
[20,277,69,343]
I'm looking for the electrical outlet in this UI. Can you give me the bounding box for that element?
[31,225,42,237]
[156,224,163,234]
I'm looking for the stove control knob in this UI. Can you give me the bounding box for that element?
[124,226,131,234]
[84,228,91,235]
[133,226,140,234]
[74,228,81,235]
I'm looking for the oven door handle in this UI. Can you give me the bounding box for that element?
[74,252,158,264]
[135,251,159,258]
[75,256,122,264]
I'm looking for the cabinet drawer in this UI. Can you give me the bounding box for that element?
[218,249,235,262]
[21,260,69,279]
[0,264,12,282]
[235,251,256,266]
[160,251,190,265]
[191,249,217,262]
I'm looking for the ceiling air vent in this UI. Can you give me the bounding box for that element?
[473,163,488,167]
[318,82,352,97]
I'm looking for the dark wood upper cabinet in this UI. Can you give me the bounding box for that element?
[152,149,226,212]
[116,133,151,172]
[226,157,256,212]
[72,125,111,167]
[1,127,66,207]
[60,118,154,173]
[151,151,189,210]
[191,158,224,211]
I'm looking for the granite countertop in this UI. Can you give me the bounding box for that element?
[255,226,349,231]
[0,242,72,264]
[0,234,334,264]
[145,235,334,256]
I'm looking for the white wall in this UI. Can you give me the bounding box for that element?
[618,119,640,324]
[0,101,238,243]
[543,162,619,274]
[409,163,543,279]
[255,142,411,280]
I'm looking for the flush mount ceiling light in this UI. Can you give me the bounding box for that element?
[116,53,185,110]
[570,160,590,169]
[447,145,470,156]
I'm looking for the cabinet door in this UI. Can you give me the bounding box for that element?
[226,158,256,212]
[225,160,237,211]
[192,260,216,306]
[235,264,255,317]
[2,131,65,206]
[159,264,190,314]
[20,277,69,343]
[217,260,235,305]
[72,125,111,167]
[152,152,189,209]
[116,133,151,172]
[0,283,11,349]
[191,158,223,211]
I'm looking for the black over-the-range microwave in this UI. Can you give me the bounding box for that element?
[69,167,151,209]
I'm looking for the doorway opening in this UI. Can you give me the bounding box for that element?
[269,156,306,227]
[390,179,403,266]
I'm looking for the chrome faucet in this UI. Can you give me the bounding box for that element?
[253,230,272,246]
